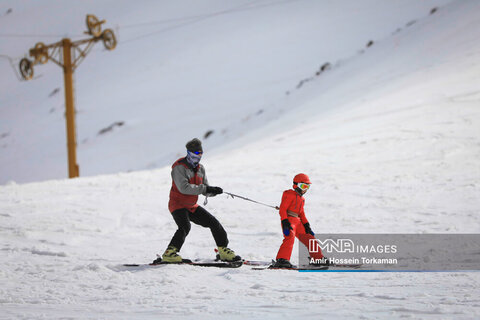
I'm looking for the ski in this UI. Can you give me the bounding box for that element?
[251,265,329,271]
[123,258,243,269]
[243,260,272,266]
[330,263,363,269]
[250,263,363,271]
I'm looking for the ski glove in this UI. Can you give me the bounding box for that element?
[281,219,293,236]
[304,223,314,236]
[206,186,223,195]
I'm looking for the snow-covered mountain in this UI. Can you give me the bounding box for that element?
[1,0,480,319]
[0,0,459,184]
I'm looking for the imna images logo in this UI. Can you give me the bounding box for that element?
[309,238,397,254]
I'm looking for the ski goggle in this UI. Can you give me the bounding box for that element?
[297,182,310,191]
[191,150,203,155]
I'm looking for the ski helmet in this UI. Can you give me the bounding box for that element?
[293,173,311,184]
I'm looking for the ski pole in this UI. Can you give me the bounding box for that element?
[224,192,279,210]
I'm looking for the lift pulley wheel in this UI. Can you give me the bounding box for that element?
[19,58,34,80]
[32,42,48,64]
[86,14,104,37]
[101,29,117,51]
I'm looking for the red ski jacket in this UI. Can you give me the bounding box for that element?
[278,189,309,224]
[168,157,208,213]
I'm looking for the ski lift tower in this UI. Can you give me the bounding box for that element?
[19,14,117,179]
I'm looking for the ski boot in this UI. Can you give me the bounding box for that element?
[217,246,242,262]
[160,245,183,263]
[272,258,294,268]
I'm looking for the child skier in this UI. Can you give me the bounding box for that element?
[273,173,326,268]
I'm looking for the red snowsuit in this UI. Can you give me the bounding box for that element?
[276,189,324,261]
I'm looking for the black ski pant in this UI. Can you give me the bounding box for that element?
[168,206,228,251]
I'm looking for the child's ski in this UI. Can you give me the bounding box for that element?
[250,263,363,271]
[251,265,329,271]
[330,263,363,269]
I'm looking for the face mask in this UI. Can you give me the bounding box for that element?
[186,150,202,167]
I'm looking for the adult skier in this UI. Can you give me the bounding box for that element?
[158,138,241,263]
[272,173,326,268]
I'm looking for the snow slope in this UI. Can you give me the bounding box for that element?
[1,0,480,319]
[0,0,455,184]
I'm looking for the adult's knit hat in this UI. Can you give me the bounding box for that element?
[186,138,203,152]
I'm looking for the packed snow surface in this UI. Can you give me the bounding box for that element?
[1,0,480,319]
